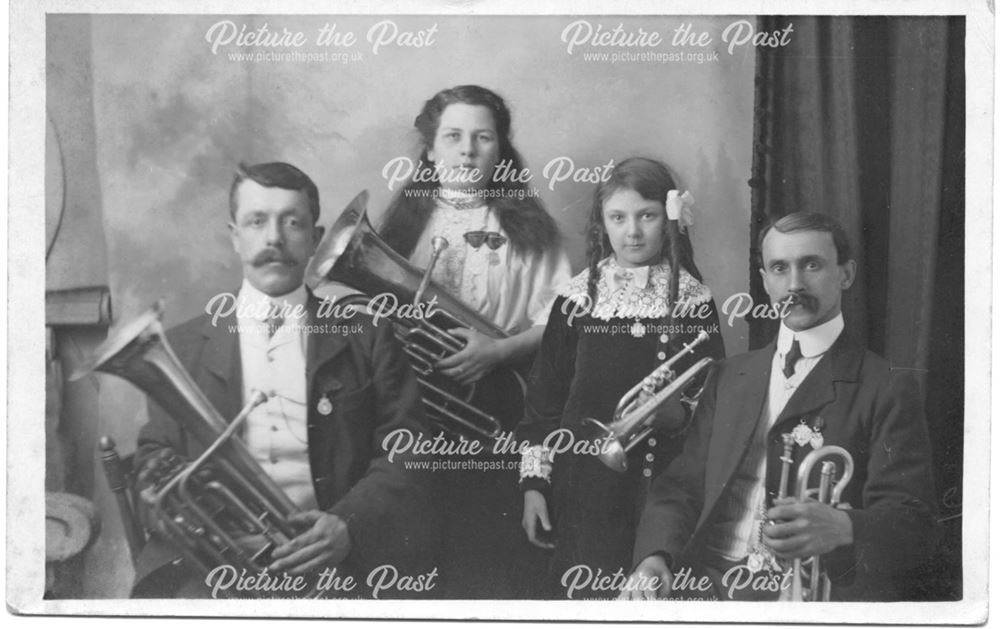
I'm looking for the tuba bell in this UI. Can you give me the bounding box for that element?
[72,302,324,598]
[305,190,525,440]
[583,330,714,472]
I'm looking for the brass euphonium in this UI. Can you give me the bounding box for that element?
[775,444,855,601]
[583,330,714,472]
[304,190,524,440]
[72,302,323,598]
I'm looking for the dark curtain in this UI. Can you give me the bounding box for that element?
[748,16,964,600]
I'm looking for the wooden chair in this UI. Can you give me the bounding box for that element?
[98,436,147,562]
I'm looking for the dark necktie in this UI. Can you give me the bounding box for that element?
[265,314,284,339]
[783,339,802,379]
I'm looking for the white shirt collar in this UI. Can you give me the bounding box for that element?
[237,279,308,322]
[777,312,844,359]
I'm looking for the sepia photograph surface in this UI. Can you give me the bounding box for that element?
[8,0,991,623]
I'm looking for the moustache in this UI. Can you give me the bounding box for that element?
[252,250,297,267]
[781,293,817,311]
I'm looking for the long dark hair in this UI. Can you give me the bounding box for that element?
[584,157,704,311]
[378,85,558,257]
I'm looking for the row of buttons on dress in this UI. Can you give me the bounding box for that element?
[656,332,670,361]
[642,435,658,478]
[644,332,672,477]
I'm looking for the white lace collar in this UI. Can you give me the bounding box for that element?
[559,256,711,321]
[437,188,488,210]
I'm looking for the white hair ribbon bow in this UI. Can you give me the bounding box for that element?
[666,190,696,233]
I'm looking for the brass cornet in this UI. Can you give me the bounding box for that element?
[583,330,713,472]
[776,444,855,601]
[72,302,324,598]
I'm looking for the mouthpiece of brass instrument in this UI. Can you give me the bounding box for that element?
[431,236,449,255]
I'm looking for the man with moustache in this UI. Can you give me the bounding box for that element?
[132,162,432,597]
[622,212,937,602]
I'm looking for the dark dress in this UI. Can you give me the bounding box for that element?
[517,286,725,599]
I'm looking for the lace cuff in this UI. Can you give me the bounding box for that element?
[519,445,553,483]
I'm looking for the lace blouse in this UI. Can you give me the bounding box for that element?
[408,199,572,334]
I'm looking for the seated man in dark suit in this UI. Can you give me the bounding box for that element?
[132,162,434,598]
[622,212,937,601]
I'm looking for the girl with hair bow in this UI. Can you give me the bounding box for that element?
[516,157,725,599]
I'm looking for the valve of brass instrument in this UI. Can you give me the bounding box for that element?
[136,446,219,505]
[136,448,186,495]
[637,368,674,406]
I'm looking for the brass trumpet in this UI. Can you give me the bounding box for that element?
[72,303,323,598]
[305,191,525,440]
[776,443,855,601]
[583,330,714,472]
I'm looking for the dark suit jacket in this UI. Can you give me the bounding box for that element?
[632,333,938,601]
[133,292,435,594]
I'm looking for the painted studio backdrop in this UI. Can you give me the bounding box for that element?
[43,13,962,602]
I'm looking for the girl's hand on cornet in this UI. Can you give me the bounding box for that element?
[648,396,687,433]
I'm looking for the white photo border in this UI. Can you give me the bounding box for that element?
[8,0,991,623]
